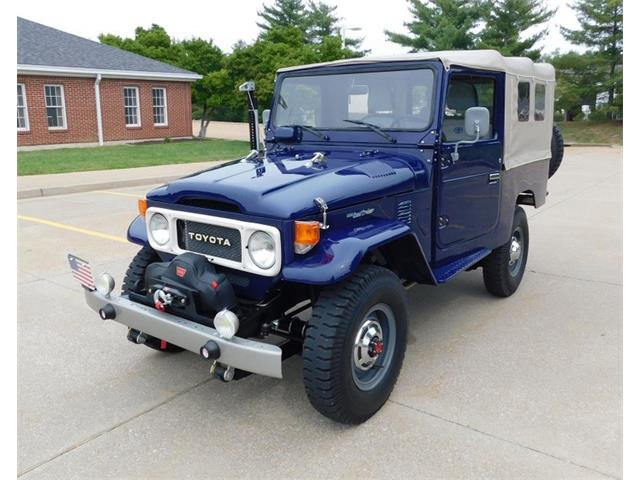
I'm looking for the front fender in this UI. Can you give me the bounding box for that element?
[281,219,414,285]
[127,215,148,246]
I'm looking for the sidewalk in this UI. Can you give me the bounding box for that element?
[17,161,219,199]
[192,120,249,141]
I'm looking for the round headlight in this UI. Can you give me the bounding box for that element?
[149,213,170,245]
[248,231,276,269]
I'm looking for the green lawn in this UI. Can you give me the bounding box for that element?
[556,121,623,145]
[18,138,250,176]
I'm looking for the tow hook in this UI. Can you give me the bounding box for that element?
[210,361,235,382]
[152,286,186,312]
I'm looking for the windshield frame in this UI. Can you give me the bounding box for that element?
[270,61,440,137]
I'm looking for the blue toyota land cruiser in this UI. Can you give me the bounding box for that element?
[74,50,564,424]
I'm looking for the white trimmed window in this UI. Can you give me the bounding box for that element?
[17,83,29,131]
[44,84,67,129]
[534,83,546,121]
[124,87,141,127]
[152,87,167,126]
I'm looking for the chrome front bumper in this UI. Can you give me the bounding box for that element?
[84,289,282,378]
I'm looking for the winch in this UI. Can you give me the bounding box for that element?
[129,252,237,327]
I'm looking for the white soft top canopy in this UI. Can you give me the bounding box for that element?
[278,50,554,81]
[278,50,556,169]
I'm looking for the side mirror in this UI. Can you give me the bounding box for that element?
[268,126,301,143]
[262,109,271,125]
[464,107,490,138]
[451,107,491,163]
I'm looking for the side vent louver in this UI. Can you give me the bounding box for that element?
[397,200,413,224]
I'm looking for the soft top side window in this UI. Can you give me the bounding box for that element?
[518,81,530,122]
[443,75,495,142]
[534,83,545,121]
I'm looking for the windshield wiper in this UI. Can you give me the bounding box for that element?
[283,125,329,141]
[342,119,397,143]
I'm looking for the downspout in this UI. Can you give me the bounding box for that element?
[94,74,104,146]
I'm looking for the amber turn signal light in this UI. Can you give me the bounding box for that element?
[294,221,321,254]
[138,199,148,216]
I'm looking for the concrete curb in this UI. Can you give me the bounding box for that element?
[565,143,617,147]
[17,174,183,199]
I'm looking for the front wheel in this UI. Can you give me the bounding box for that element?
[482,206,529,297]
[303,265,408,424]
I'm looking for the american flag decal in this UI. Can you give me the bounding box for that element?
[67,254,96,291]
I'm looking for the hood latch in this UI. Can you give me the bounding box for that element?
[314,197,330,230]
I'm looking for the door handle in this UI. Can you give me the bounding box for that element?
[488,172,501,184]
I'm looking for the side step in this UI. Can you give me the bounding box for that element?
[432,248,491,284]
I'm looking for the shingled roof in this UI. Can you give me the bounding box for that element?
[17,17,201,81]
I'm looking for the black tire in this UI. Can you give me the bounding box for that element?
[549,125,564,178]
[303,265,408,424]
[122,247,183,353]
[482,206,529,297]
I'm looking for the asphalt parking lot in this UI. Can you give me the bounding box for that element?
[17,146,622,479]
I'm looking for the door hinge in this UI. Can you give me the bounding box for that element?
[488,172,501,184]
[437,216,449,229]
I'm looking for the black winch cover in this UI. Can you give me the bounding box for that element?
[144,253,236,323]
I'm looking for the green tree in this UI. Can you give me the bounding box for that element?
[179,39,225,137]
[307,1,339,40]
[99,25,179,64]
[478,0,556,60]
[385,0,485,51]
[561,0,623,116]
[204,27,354,122]
[257,0,308,34]
[548,51,606,120]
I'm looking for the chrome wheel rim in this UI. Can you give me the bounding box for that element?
[352,303,396,391]
[508,227,524,276]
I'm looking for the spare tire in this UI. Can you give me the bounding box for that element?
[549,125,564,178]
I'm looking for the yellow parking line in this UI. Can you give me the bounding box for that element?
[17,215,129,244]
[95,190,143,198]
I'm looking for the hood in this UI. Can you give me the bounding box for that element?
[147,151,417,219]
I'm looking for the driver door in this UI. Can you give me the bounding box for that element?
[436,72,503,250]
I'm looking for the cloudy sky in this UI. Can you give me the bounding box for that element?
[17,0,582,56]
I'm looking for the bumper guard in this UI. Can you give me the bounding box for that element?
[84,289,282,378]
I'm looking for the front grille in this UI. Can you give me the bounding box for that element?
[177,220,242,262]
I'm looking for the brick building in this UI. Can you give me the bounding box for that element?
[17,18,201,148]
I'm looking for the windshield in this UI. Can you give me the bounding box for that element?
[273,68,435,131]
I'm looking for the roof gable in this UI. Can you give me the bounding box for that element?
[17,17,200,80]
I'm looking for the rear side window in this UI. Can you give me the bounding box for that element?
[534,84,545,121]
[518,82,530,121]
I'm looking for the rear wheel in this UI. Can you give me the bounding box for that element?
[482,207,529,297]
[303,265,408,424]
[122,247,183,353]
